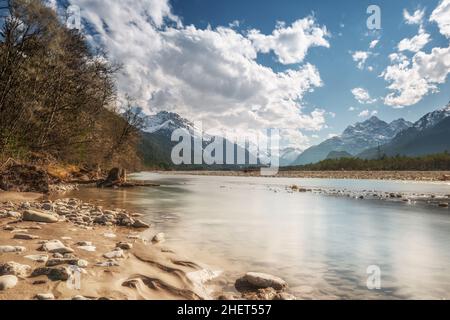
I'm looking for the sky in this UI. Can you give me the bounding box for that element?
[49,0,450,151]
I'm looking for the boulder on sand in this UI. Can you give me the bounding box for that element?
[0,275,18,291]
[22,210,58,223]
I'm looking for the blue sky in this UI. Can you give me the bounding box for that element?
[50,0,450,150]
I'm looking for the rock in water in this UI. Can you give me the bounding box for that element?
[0,275,18,290]
[97,167,127,188]
[22,210,58,223]
[236,272,287,291]
[152,233,165,243]
[0,262,32,277]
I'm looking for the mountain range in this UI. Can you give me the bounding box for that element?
[138,102,450,168]
[291,116,413,165]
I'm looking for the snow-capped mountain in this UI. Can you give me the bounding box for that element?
[358,102,450,159]
[292,116,413,165]
[413,103,450,131]
[143,111,194,135]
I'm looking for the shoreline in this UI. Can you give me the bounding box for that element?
[156,170,450,182]
[0,195,294,300]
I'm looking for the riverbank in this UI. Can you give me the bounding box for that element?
[0,196,294,300]
[162,170,450,182]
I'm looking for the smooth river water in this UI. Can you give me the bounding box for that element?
[67,173,450,300]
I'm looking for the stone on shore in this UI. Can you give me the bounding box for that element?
[132,219,150,229]
[0,261,32,277]
[438,202,449,208]
[31,267,70,281]
[22,210,58,223]
[236,272,287,291]
[39,240,74,254]
[116,242,133,250]
[0,275,18,291]
[35,293,55,300]
[24,255,49,263]
[13,233,40,240]
[103,248,124,259]
[72,295,90,300]
[0,245,26,253]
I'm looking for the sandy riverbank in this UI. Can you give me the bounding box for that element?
[0,195,294,300]
[161,170,450,182]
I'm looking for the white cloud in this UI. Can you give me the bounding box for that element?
[248,17,330,64]
[398,30,430,52]
[348,106,356,111]
[369,39,379,49]
[65,0,328,150]
[382,46,450,107]
[351,88,377,104]
[358,110,378,118]
[351,51,371,70]
[430,0,450,38]
[403,8,426,25]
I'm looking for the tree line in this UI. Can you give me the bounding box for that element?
[284,152,450,171]
[0,0,144,170]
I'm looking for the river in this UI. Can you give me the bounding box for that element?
[66,173,450,300]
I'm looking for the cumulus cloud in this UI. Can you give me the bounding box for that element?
[352,51,371,70]
[382,46,450,107]
[430,0,450,38]
[351,88,377,104]
[358,110,378,118]
[63,0,328,150]
[403,8,426,25]
[248,17,330,64]
[398,30,430,52]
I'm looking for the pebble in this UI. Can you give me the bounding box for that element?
[7,211,21,219]
[103,248,124,259]
[72,295,91,300]
[39,240,74,254]
[31,267,70,281]
[132,219,150,229]
[0,245,26,253]
[438,202,449,208]
[22,210,59,223]
[13,233,40,240]
[0,275,18,291]
[0,261,32,277]
[116,242,133,250]
[24,255,49,263]
[35,293,55,300]
[152,233,165,244]
[77,245,96,252]
[95,260,120,267]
